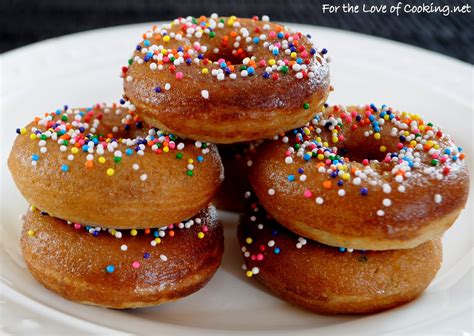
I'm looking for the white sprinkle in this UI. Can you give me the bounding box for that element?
[338,189,346,197]
[120,244,128,251]
[201,90,209,99]
[115,231,122,238]
[434,194,443,204]
[296,243,303,249]
[299,174,307,182]
[164,83,171,90]
[316,197,324,205]
[268,188,275,196]
[132,164,139,170]
[383,198,392,207]
[395,175,404,183]
[353,177,361,185]
[397,185,406,193]
[268,240,275,247]
[251,267,260,275]
[262,15,270,22]
[285,157,293,164]
[377,210,385,216]
[382,184,392,193]
[160,254,168,261]
[140,174,148,181]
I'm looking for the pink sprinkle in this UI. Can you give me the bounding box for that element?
[176,72,184,79]
[303,189,312,198]
[325,159,331,165]
[351,111,357,117]
[432,153,439,159]
[163,56,169,63]
[168,142,176,149]
[269,31,276,38]
[362,159,369,166]
[338,135,344,141]
[74,223,81,230]
[301,51,308,58]
[251,255,256,261]
[168,224,174,229]
[132,261,140,269]
[258,60,266,67]
[257,253,264,261]
[202,225,209,233]
[285,150,291,156]
[384,157,391,163]
[218,58,225,64]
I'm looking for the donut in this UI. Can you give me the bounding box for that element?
[122,15,330,143]
[213,143,259,212]
[8,104,224,229]
[238,198,442,314]
[249,104,469,250]
[21,205,223,309]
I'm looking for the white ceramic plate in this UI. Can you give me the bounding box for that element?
[1,23,472,335]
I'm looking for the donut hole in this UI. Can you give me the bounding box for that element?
[206,47,250,65]
[338,143,387,163]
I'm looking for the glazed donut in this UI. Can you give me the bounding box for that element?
[213,143,259,212]
[249,104,469,250]
[238,199,442,314]
[8,104,223,229]
[21,205,223,309]
[122,15,330,143]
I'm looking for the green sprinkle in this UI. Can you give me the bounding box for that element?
[303,103,309,109]
[431,159,439,166]
[280,65,288,74]
[186,170,194,176]
[176,153,183,160]
[114,157,122,163]
[209,31,216,38]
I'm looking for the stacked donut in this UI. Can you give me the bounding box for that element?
[239,104,469,313]
[8,15,469,315]
[9,104,225,308]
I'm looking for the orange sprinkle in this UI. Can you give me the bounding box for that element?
[85,160,93,169]
[323,181,332,189]
[169,230,175,237]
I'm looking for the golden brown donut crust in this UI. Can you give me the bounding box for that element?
[21,206,224,309]
[249,104,469,250]
[123,16,330,143]
[238,201,442,314]
[8,104,224,229]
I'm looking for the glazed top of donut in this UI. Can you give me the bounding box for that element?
[251,104,469,232]
[122,15,329,110]
[13,103,215,179]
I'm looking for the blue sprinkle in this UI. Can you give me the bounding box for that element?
[31,154,39,161]
[360,188,368,196]
[82,145,89,152]
[262,72,270,78]
[106,265,115,273]
[272,49,279,55]
[155,87,161,93]
[144,252,151,259]
[247,66,255,75]
[277,32,284,39]
[61,164,69,172]
[339,247,346,252]
[303,153,311,161]
[287,175,295,182]
[126,148,133,156]
[274,247,280,254]
[253,37,260,44]
[197,156,204,163]
[321,48,328,54]
[143,40,150,47]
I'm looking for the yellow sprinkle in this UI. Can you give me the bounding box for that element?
[198,232,205,239]
[246,237,253,244]
[27,230,35,237]
[332,137,338,143]
[71,147,79,154]
[20,128,27,135]
[384,115,390,120]
[201,68,209,75]
[130,229,138,236]
[290,52,297,58]
[322,141,329,147]
[163,35,170,42]
[380,146,387,152]
[246,270,253,277]
[163,146,169,153]
[230,15,237,20]
[30,134,37,140]
[434,144,440,149]
[342,173,350,181]
[268,59,276,66]
[111,229,116,235]
[30,205,36,211]
[155,238,161,244]
[317,154,324,160]
[106,168,115,176]
[374,133,381,140]
[410,140,417,147]
[227,19,234,26]
[188,159,193,164]
[98,157,106,164]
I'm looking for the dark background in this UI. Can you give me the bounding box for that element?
[1,0,472,63]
